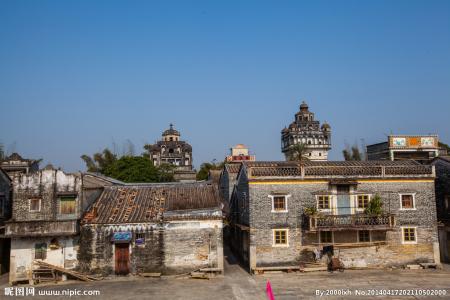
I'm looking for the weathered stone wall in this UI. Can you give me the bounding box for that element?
[79,219,223,275]
[9,236,79,283]
[248,182,326,268]
[11,169,81,222]
[247,180,438,269]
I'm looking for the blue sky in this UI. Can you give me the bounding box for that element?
[1,0,449,171]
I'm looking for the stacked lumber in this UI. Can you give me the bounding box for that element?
[34,261,102,282]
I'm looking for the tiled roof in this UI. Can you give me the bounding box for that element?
[244,160,433,178]
[82,182,222,224]
[224,163,242,174]
[84,172,125,185]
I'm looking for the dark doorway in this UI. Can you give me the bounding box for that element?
[115,243,130,275]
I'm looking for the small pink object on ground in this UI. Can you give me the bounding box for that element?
[266,280,275,300]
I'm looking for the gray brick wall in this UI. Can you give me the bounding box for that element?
[79,220,223,275]
[247,180,438,269]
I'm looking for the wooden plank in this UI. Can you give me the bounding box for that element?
[254,266,300,271]
[198,268,222,272]
[190,272,209,279]
[300,266,328,272]
[34,261,101,282]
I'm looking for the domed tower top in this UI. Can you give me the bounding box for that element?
[162,123,180,141]
[299,101,309,112]
[321,121,331,131]
[281,100,332,161]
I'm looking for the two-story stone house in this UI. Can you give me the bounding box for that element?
[5,167,121,284]
[229,161,440,272]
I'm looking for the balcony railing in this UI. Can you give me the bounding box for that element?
[307,214,396,231]
[5,220,79,237]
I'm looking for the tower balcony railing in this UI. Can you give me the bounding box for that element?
[307,213,396,232]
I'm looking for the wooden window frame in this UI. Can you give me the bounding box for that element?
[272,229,289,247]
[399,193,416,210]
[269,195,289,213]
[358,230,371,243]
[401,226,417,244]
[319,231,333,244]
[357,194,371,210]
[59,196,77,215]
[316,195,331,211]
[29,198,41,212]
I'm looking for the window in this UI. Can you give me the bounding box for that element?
[273,229,288,246]
[358,230,370,242]
[445,195,449,212]
[0,195,4,217]
[29,198,41,212]
[402,227,417,243]
[357,195,370,209]
[400,194,415,209]
[320,231,333,243]
[35,243,47,260]
[317,196,330,210]
[59,196,76,215]
[271,195,288,212]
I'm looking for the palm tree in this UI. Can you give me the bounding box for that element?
[287,143,310,162]
[81,148,117,173]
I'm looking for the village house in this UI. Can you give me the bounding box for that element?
[0,153,40,178]
[78,181,224,276]
[229,160,440,273]
[218,144,255,203]
[219,163,240,204]
[5,167,121,284]
[366,135,442,162]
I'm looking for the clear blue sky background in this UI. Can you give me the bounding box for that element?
[1,0,449,171]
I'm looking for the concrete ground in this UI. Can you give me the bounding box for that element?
[1,253,450,300]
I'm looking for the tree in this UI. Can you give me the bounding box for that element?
[157,163,176,182]
[103,156,160,183]
[196,160,224,181]
[287,143,310,162]
[343,144,363,161]
[81,146,176,183]
[81,148,117,173]
[364,194,383,216]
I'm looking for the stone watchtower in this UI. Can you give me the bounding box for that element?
[146,124,196,181]
[281,101,331,161]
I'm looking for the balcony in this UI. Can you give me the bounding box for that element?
[307,214,396,232]
[5,220,79,237]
